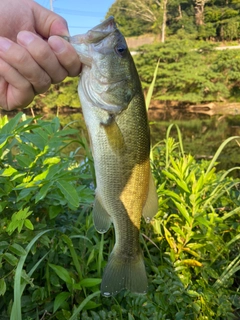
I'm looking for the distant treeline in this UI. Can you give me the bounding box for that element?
[107,0,240,41]
[31,41,240,109]
[29,0,240,110]
[134,40,240,104]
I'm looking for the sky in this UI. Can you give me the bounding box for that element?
[35,0,115,36]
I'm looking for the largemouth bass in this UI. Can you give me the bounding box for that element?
[68,16,158,296]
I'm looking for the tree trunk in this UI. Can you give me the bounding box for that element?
[161,0,167,42]
[194,0,208,26]
[178,4,182,19]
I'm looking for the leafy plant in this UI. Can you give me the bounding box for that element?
[148,125,240,319]
[0,113,101,319]
[0,114,239,319]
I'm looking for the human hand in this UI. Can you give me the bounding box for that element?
[0,0,81,111]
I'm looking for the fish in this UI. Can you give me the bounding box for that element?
[68,16,158,297]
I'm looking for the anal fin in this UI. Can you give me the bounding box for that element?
[142,172,158,222]
[93,195,112,233]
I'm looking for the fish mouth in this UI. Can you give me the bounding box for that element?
[70,16,117,45]
[88,16,117,37]
[68,16,117,66]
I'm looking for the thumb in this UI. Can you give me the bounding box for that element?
[31,1,69,38]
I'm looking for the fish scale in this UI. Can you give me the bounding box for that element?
[69,16,158,296]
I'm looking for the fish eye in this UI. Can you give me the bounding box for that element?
[115,44,127,57]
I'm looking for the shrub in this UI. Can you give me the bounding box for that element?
[0,114,239,319]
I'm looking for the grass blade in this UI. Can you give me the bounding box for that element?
[20,251,50,295]
[62,234,83,281]
[206,136,240,175]
[213,253,240,289]
[145,60,159,111]
[69,290,101,320]
[98,234,104,278]
[10,229,51,320]
[166,124,185,164]
[222,207,240,221]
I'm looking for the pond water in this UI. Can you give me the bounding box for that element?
[1,106,240,177]
[148,107,240,177]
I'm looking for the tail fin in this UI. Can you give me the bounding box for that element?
[101,248,148,297]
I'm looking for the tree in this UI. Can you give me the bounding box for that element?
[161,0,168,42]
[133,40,237,103]
[106,0,152,36]
[194,0,210,26]
[106,0,240,41]
[106,0,167,40]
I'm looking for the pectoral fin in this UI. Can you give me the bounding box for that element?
[101,118,125,153]
[142,172,158,222]
[93,195,112,233]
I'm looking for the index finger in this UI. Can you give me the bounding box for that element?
[48,36,81,77]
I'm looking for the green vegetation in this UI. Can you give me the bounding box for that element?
[0,114,239,319]
[22,0,240,110]
[104,0,240,105]
[0,3,239,318]
[27,43,240,108]
[133,40,240,103]
[29,77,80,111]
[107,0,240,41]
[106,0,152,37]
[150,115,240,176]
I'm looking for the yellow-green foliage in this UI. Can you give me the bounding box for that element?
[134,41,240,103]
[0,114,239,319]
[30,77,80,110]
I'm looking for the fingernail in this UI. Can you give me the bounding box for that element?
[17,31,36,46]
[0,38,11,51]
[48,36,66,53]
